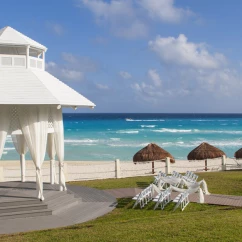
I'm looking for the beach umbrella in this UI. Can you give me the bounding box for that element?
[234,148,242,159]
[133,143,175,174]
[187,142,226,171]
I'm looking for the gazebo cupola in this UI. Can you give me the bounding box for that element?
[0,26,95,201]
[0,26,47,70]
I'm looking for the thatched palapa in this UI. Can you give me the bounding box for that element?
[133,143,175,163]
[234,148,242,159]
[187,142,226,171]
[187,142,225,160]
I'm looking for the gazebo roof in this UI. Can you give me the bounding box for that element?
[0,68,95,107]
[0,26,47,51]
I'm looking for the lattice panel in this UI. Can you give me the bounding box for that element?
[48,109,54,128]
[9,106,21,133]
[8,106,55,133]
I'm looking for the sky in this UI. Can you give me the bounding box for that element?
[1,0,242,113]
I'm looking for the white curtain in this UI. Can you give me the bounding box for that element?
[18,106,49,200]
[0,106,10,159]
[51,107,66,191]
[11,134,28,182]
[47,133,57,184]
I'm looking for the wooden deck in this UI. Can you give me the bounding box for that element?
[0,181,116,235]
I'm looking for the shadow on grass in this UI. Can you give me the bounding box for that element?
[116,198,133,209]
[136,182,150,188]
[63,225,94,231]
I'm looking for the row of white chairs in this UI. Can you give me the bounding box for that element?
[173,191,190,211]
[133,185,190,211]
[182,171,198,183]
[132,184,154,209]
[153,171,166,185]
[153,188,172,210]
[169,171,183,179]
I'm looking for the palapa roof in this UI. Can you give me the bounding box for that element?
[0,68,95,108]
[133,143,175,163]
[187,142,225,160]
[234,148,242,159]
[0,26,47,51]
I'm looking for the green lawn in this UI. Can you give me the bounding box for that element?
[69,171,242,196]
[0,171,242,242]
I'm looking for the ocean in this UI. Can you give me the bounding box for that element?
[2,113,242,161]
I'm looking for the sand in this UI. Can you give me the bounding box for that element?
[0,157,239,182]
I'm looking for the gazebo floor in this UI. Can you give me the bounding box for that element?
[0,181,117,235]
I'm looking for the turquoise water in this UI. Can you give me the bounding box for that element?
[3,113,242,161]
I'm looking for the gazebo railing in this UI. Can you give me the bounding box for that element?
[0,54,43,70]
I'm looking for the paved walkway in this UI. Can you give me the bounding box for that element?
[105,188,242,207]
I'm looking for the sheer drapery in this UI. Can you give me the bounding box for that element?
[11,134,28,182]
[47,133,57,184]
[0,106,10,159]
[18,106,49,200]
[51,107,66,191]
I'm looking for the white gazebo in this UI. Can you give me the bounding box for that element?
[0,26,95,200]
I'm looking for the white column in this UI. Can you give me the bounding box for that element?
[26,45,30,68]
[42,51,45,70]
[59,162,63,191]
[165,157,171,175]
[222,155,226,171]
[115,159,121,178]
[20,154,25,182]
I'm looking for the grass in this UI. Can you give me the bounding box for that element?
[69,171,242,196]
[0,171,242,242]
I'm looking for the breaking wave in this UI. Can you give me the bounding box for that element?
[141,125,156,128]
[126,118,165,122]
[116,130,139,134]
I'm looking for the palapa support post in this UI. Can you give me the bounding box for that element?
[20,154,25,182]
[165,157,171,175]
[115,159,121,178]
[222,155,226,171]
[205,159,208,171]
[152,161,154,174]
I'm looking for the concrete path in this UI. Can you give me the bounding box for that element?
[105,188,242,207]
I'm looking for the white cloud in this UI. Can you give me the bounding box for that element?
[95,83,109,90]
[139,0,193,23]
[79,0,147,39]
[46,61,84,82]
[60,69,84,81]
[119,71,132,79]
[61,52,98,72]
[78,0,193,39]
[149,34,226,69]
[47,23,64,35]
[148,69,162,86]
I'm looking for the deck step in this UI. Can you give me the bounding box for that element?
[0,203,47,214]
[0,209,52,220]
[0,199,41,208]
[48,195,80,215]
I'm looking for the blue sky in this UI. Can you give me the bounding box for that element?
[1,0,242,113]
